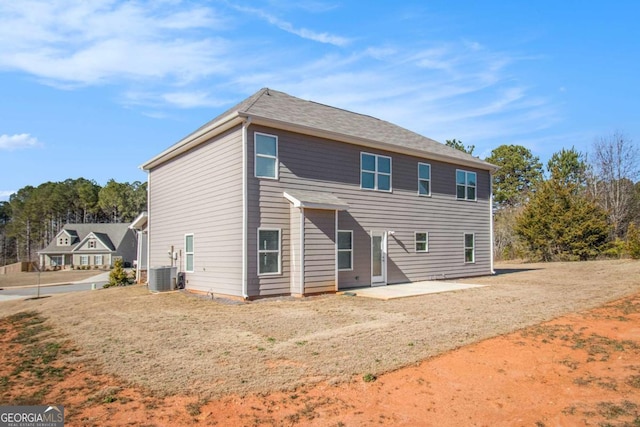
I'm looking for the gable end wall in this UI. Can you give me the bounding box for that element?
[148,125,244,295]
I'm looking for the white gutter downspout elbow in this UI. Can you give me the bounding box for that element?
[241,117,251,299]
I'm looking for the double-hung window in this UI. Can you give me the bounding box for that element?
[80,255,89,266]
[258,229,281,275]
[418,163,431,196]
[185,234,194,273]
[255,133,278,179]
[337,231,353,270]
[94,255,103,265]
[464,233,475,263]
[415,232,429,252]
[456,170,477,201]
[361,153,392,192]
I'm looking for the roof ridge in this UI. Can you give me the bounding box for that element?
[240,87,270,113]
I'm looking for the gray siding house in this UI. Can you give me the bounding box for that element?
[38,223,137,269]
[142,88,497,299]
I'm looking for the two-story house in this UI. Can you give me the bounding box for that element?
[38,223,137,269]
[141,88,497,299]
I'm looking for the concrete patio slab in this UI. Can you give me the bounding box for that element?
[339,281,486,300]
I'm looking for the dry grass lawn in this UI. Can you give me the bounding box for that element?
[0,259,638,399]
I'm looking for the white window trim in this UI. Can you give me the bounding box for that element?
[456,169,477,201]
[185,233,195,273]
[464,233,475,264]
[257,228,281,276]
[254,132,279,180]
[337,230,353,271]
[80,255,89,266]
[94,255,103,265]
[415,232,429,253]
[360,152,392,192]
[418,162,431,197]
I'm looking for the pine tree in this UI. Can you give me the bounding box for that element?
[627,222,640,259]
[107,258,130,287]
[516,180,610,261]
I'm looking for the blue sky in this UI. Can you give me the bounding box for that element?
[1,0,638,201]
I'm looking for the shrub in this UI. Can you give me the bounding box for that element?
[627,223,640,259]
[105,258,132,288]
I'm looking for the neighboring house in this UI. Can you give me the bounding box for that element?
[38,223,137,269]
[129,212,148,282]
[141,88,498,299]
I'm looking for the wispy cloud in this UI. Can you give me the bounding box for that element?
[0,133,41,150]
[0,1,558,156]
[0,1,228,87]
[229,4,351,46]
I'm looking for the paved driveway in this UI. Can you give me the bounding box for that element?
[0,272,110,301]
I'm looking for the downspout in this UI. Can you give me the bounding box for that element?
[241,118,251,299]
[489,171,495,275]
[135,229,141,282]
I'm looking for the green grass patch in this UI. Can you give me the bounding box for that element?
[362,373,377,383]
[2,311,73,403]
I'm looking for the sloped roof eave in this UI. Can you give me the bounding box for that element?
[140,113,244,170]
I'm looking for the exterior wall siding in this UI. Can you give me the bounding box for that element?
[247,124,492,295]
[303,209,336,293]
[114,230,138,266]
[148,126,244,296]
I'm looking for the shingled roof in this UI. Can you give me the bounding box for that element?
[39,223,131,254]
[142,88,496,171]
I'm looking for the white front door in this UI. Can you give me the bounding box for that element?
[371,231,387,286]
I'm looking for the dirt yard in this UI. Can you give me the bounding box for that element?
[0,260,639,425]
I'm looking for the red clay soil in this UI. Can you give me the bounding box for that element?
[3,294,640,426]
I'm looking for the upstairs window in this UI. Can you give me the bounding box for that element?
[88,240,96,249]
[361,153,392,192]
[255,133,278,179]
[456,170,477,201]
[418,163,431,196]
[185,234,194,273]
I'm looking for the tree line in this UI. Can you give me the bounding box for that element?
[0,178,147,265]
[447,131,640,261]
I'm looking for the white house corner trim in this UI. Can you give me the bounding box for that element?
[334,210,338,292]
[146,171,151,283]
[489,172,495,275]
[241,118,251,298]
[300,208,305,295]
